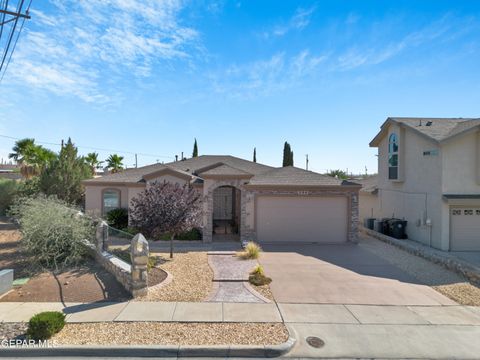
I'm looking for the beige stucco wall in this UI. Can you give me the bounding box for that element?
[84,185,132,217]
[359,192,379,221]
[376,124,445,249]
[442,131,480,194]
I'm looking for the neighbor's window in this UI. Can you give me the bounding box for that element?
[103,189,120,215]
[388,133,399,180]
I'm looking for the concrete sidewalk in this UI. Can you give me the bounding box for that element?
[1,301,480,325]
[3,302,480,358]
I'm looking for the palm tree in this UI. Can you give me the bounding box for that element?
[84,152,103,175]
[9,138,35,163]
[106,154,124,173]
[8,138,56,178]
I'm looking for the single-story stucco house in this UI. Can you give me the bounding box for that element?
[83,155,361,244]
[369,117,480,251]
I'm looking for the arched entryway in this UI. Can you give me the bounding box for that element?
[212,185,241,241]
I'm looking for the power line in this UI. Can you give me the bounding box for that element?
[0,0,30,82]
[0,134,175,159]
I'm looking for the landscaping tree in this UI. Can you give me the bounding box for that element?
[8,196,94,269]
[106,154,124,173]
[253,147,256,162]
[327,169,348,180]
[9,138,56,178]
[192,138,198,157]
[39,138,91,205]
[129,182,202,258]
[282,141,294,167]
[84,152,103,176]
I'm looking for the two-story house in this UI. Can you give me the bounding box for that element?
[368,117,480,251]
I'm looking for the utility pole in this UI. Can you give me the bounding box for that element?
[135,154,138,168]
[305,154,309,170]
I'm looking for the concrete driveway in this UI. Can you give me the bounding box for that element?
[259,243,456,305]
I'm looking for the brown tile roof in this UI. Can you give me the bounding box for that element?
[354,175,378,194]
[83,155,359,188]
[248,166,360,187]
[198,164,252,177]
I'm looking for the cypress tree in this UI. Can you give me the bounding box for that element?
[192,138,198,157]
[283,142,293,167]
[253,147,256,163]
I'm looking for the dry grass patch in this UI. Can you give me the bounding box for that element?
[52,322,289,346]
[136,251,213,302]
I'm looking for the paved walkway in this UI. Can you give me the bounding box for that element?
[1,301,480,325]
[207,252,266,303]
[3,302,480,358]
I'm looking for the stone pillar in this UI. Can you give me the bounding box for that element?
[95,221,108,253]
[349,193,359,243]
[203,192,213,243]
[130,233,149,297]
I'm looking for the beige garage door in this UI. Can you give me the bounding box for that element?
[256,196,348,243]
[450,208,480,251]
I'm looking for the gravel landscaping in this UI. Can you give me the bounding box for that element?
[0,322,27,341]
[51,322,289,346]
[136,252,213,302]
[360,235,480,306]
[251,283,274,301]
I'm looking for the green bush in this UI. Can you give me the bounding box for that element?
[9,196,94,269]
[27,311,66,341]
[106,208,129,229]
[237,241,261,260]
[0,178,18,215]
[157,227,202,241]
[16,177,41,198]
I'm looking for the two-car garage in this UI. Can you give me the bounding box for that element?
[255,195,349,244]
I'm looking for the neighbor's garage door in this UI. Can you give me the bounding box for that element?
[450,208,480,251]
[256,196,348,243]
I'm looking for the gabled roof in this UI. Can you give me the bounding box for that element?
[370,117,480,147]
[83,155,359,189]
[248,166,360,187]
[198,163,253,177]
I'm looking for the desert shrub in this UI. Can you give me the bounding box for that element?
[106,208,129,229]
[9,196,94,269]
[16,177,41,198]
[237,241,261,260]
[249,265,272,286]
[27,311,66,341]
[0,178,18,215]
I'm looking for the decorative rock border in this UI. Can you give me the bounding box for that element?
[362,226,480,285]
[0,334,296,358]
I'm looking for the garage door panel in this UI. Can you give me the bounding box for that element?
[451,208,480,251]
[256,196,347,243]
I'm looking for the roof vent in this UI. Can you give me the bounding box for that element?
[426,121,433,126]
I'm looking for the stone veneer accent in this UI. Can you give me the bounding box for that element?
[202,181,359,243]
[88,222,149,297]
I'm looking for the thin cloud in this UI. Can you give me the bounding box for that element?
[264,6,316,38]
[5,0,199,103]
[211,50,327,99]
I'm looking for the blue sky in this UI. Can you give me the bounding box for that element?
[1,0,479,174]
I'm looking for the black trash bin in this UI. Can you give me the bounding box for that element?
[364,218,376,230]
[389,219,407,239]
[381,218,391,236]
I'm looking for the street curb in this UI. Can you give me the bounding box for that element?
[0,335,296,358]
